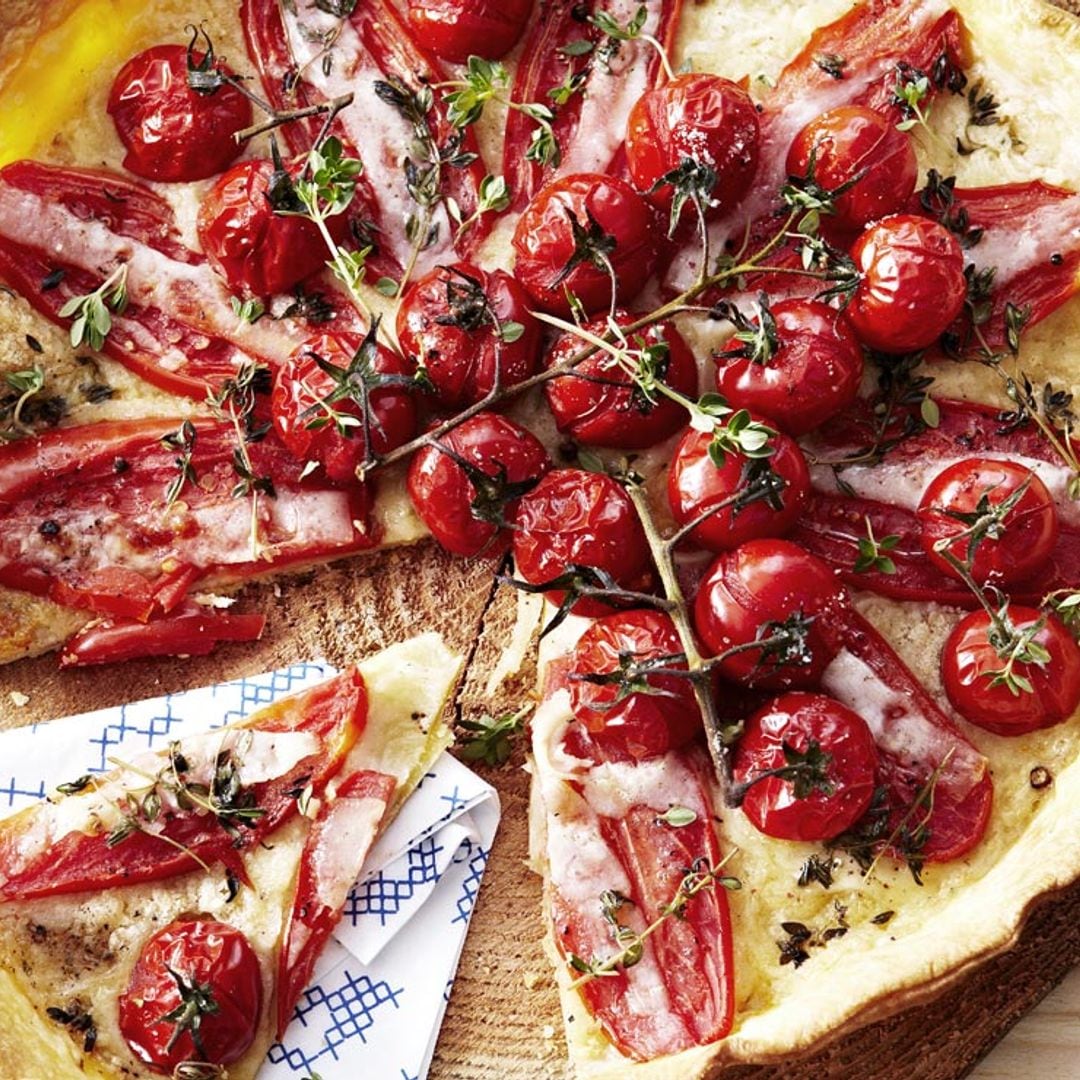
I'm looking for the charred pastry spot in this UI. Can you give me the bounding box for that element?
[1029,766,1053,790]
[38,519,61,538]
[29,923,47,944]
[1050,252,1064,266]
[41,268,65,292]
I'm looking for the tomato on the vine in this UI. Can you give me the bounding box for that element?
[271,332,417,483]
[512,468,653,616]
[846,214,966,353]
[567,609,701,761]
[406,0,532,62]
[942,606,1080,735]
[667,419,810,551]
[786,105,917,233]
[407,411,550,557]
[917,458,1058,586]
[118,919,262,1071]
[396,263,541,410]
[733,692,879,841]
[543,311,699,449]
[108,44,252,183]
[626,73,760,220]
[713,298,864,436]
[511,173,658,315]
[693,539,845,689]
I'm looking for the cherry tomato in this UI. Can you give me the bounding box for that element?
[396,263,541,410]
[271,332,416,483]
[119,919,262,1071]
[693,539,845,689]
[846,214,966,353]
[108,44,252,183]
[198,158,346,297]
[942,606,1080,735]
[626,73,759,222]
[512,468,653,616]
[511,173,658,316]
[785,105,917,232]
[406,0,532,63]
[713,299,864,436]
[543,311,699,449]
[407,412,550,557]
[667,419,810,551]
[567,609,701,761]
[733,692,878,841]
[917,458,1058,586]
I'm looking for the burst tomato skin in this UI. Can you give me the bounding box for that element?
[108,45,252,182]
[942,607,1080,735]
[407,412,550,557]
[271,332,417,483]
[667,421,811,551]
[713,299,863,436]
[846,214,966,353]
[567,609,701,761]
[396,263,541,410]
[198,159,345,297]
[118,919,262,1071]
[917,458,1059,586]
[734,692,878,841]
[693,539,845,689]
[544,311,699,449]
[511,173,658,316]
[512,468,652,616]
[406,0,533,62]
[626,73,760,219]
[786,105,917,232]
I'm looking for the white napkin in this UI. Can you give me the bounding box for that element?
[0,660,500,1080]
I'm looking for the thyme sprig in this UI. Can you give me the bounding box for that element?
[162,420,199,511]
[458,704,533,766]
[591,5,675,82]
[0,365,47,440]
[853,516,900,575]
[58,263,129,351]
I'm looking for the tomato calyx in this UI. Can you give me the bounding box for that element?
[427,439,543,529]
[159,965,221,1060]
[711,293,780,367]
[551,207,619,299]
[780,145,869,232]
[731,738,835,804]
[650,158,719,239]
[184,24,233,97]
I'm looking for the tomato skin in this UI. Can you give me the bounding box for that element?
[407,412,550,556]
[272,332,416,483]
[786,106,917,232]
[198,159,344,297]
[512,468,653,616]
[626,73,760,219]
[119,919,262,1071]
[713,300,864,436]
[917,458,1059,586]
[567,610,701,761]
[396,263,541,409]
[667,422,811,551]
[734,692,878,841]
[942,607,1080,735]
[544,311,699,448]
[847,214,966,353]
[693,539,845,689]
[108,45,252,183]
[512,173,658,316]
[406,0,532,62]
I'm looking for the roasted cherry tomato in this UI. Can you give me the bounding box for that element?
[942,606,1080,735]
[407,411,550,557]
[567,609,701,761]
[626,73,760,221]
[544,311,699,449]
[846,214,966,353]
[667,419,811,551]
[271,332,416,483]
[512,468,652,616]
[733,692,878,841]
[713,298,864,436]
[119,919,262,1072]
[511,173,658,315]
[785,105,917,233]
[198,158,346,297]
[396,263,541,410]
[108,44,252,182]
[693,539,845,689]
[406,0,533,62]
[917,458,1058,586]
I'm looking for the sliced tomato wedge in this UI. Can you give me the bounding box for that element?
[277,768,396,1036]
